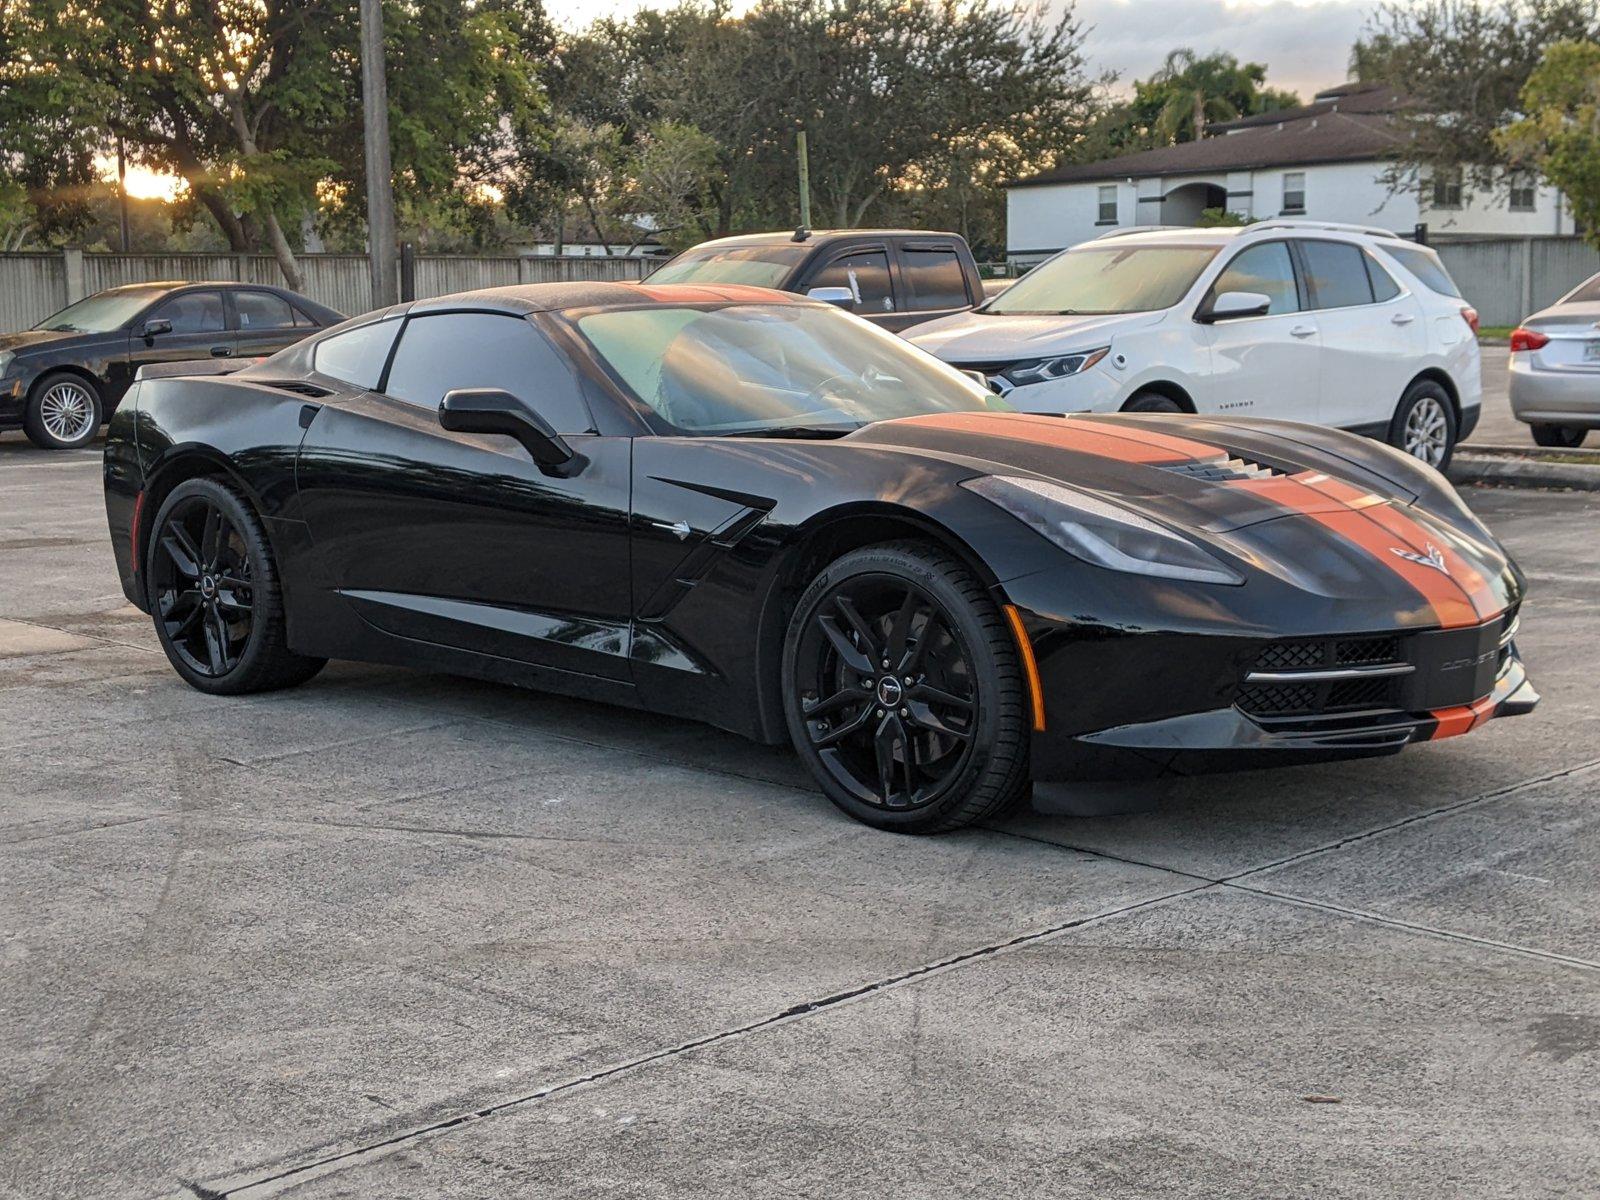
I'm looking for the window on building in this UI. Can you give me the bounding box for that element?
[1431,170,1464,210]
[1508,171,1536,212]
[1097,185,1118,225]
[1281,172,1306,215]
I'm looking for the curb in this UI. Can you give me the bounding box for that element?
[1448,453,1600,492]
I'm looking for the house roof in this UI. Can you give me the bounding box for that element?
[1010,84,1408,189]
[1208,82,1405,133]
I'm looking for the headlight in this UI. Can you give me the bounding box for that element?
[0,351,13,376]
[963,475,1244,585]
[1001,347,1109,387]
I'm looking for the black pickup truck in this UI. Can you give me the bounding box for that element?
[646,228,986,332]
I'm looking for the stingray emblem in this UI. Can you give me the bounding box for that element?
[1391,543,1450,576]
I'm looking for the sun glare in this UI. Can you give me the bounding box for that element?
[96,156,189,203]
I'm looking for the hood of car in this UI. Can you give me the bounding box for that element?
[904,310,1160,365]
[848,410,1514,618]
[0,329,85,355]
[851,411,1441,535]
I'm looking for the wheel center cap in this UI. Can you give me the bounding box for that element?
[200,575,218,599]
[876,677,904,708]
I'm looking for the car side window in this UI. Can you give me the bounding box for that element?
[382,312,593,434]
[1299,240,1375,310]
[235,291,298,331]
[1364,253,1403,302]
[808,250,895,313]
[313,319,400,390]
[1206,242,1299,315]
[901,247,968,310]
[151,290,226,334]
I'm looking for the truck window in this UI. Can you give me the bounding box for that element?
[901,247,969,310]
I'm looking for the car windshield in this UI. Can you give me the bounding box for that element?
[647,244,812,289]
[575,303,1009,435]
[985,245,1219,315]
[35,289,163,333]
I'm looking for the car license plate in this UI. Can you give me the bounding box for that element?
[1584,341,1600,362]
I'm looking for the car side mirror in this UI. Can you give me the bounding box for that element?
[439,389,582,476]
[1199,291,1272,323]
[140,318,173,339]
[806,286,855,309]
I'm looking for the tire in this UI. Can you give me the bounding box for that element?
[1530,423,1588,449]
[145,477,326,695]
[23,372,102,450]
[1121,391,1184,414]
[781,541,1030,834]
[1388,380,1457,470]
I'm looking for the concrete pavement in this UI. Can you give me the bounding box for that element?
[1,444,1597,1199]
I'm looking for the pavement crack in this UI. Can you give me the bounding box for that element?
[207,879,1215,1197]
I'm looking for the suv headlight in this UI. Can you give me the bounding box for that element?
[963,475,1244,585]
[1001,347,1109,387]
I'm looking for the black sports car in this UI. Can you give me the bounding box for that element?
[3,281,342,449]
[103,282,1538,833]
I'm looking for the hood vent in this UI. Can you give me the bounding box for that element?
[1162,455,1285,483]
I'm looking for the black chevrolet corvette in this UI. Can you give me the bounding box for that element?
[103,282,1537,832]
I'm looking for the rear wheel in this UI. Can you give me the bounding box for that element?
[1122,391,1183,414]
[23,372,102,450]
[1389,380,1457,469]
[146,477,326,695]
[781,542,1030,833]
[1530,423,1588,449]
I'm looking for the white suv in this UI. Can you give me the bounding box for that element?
[906,221,1482,468]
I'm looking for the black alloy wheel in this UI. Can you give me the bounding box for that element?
[146,477,326,694]
[783,542,1030,833]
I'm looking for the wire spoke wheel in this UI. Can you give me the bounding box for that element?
[38,381,97,443]
[151,494,256,679]
[794,574,978,811]
[1403,395,1449,466]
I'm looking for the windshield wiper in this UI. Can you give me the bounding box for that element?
[720,425,856,440]
[46,324,81,332]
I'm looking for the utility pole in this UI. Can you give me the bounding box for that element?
[796,126,811,230]
[359,0,398,309]
[115,134,130,253]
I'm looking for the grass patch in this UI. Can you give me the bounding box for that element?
[1478,325,1514,342]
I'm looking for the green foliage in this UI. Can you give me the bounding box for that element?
[1354,0,1600,197]
[1129,49,1298,144]
[1196,207,1253,227]
[1498,40,1600,248]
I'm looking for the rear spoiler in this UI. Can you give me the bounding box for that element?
[134,357,266,382]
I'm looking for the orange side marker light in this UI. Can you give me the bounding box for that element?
[1003,604,1047,732]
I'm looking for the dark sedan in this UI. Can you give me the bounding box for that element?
[1,281,342,449]
[104,282,1535,834]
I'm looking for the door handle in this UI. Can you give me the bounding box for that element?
[1289,324,1316,338]
[210,346,234,357]
[1391,312,1415,325]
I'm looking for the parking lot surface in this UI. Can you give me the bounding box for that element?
[2,438,1597,1199]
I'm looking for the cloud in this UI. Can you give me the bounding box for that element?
[1067,0,1375,101]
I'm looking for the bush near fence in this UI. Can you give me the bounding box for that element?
[0,250,652,332]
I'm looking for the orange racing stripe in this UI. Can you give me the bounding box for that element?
[901,412,1220,464]
[1429,695,1496,740]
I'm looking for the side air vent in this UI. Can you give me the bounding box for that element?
[1162,456,1285,482]
[265,380,333,398]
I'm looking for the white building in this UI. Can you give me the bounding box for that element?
[1006,84,1575,266]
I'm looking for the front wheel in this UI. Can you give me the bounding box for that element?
[781,542,1030,833]
[1530,423,1588,449]
[1122,391,1184,414]
[146,477,326,695]
[23,372,102,449]
[1389,380,1457,469]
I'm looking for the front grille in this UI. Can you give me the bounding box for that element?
[1238,676,1401,717]
[1254,636,1401,673]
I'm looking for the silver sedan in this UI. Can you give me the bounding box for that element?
[1510,272,1600,448]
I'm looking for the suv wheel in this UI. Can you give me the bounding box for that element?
[1530,423,1588,449]
[1389,380,1456,470]
[24,372,102,450]
[1122,391,1184,414]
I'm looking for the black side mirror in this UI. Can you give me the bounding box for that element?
[140,318,173,339]
[439,388,582,475]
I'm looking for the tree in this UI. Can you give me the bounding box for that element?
[1130,49,1299,144]
[1353,0,1600,199]
[624,122,723,248]
[1498,40,1600,246]
[3,0,548,282]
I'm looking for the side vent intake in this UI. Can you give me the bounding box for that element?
[265,380,333,398]
[1163,455,1286,483]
